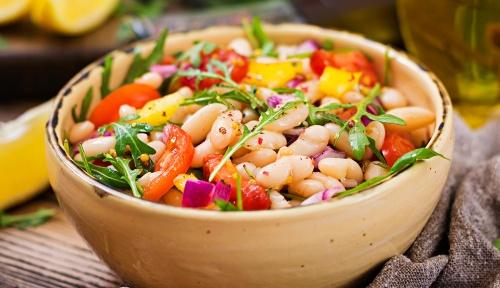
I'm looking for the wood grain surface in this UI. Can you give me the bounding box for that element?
[0,193,123,288]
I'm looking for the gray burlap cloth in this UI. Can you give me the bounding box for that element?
[368,115,500,288]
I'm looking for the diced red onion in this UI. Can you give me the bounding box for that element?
[367,104,379,115]
[361,115,372,126]
[286,74,306,88]
[297,40,320,53]
[182,180,215,208]
[267,94,297,108]
[150,64,178,78]
[301,186,345,206]
[312,146,345,168]
[213,181,231,202]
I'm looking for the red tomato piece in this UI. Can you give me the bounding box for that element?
[89,83,160,127]
[203,153,238,201]
[242,183,271,211]
[338,107,357,121]
[381,132,415,167]
[331,51,379,86]
[310,49,336,75]
[143,125,194,201]
[161,55,176,65]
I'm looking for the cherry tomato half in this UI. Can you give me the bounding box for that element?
[381,132,415,167]
[89,83,160,127]
[143,125,195,201]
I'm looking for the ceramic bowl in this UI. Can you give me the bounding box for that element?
[45,24,453,288]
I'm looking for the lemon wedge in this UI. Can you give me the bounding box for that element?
[0,100,53,211]
[0,0,31,25]
[31,0,119,35]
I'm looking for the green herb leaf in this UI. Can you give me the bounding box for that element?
[366,113,406,125]
[209,100,301,181]
[78,143,92,174]
[109,122,155,168]
[349,122,370,160]
[177,41,216,68]
[321,39,334,50]
[75,160,129,189]
[103,155,143,198]
[101,55,113,98]
[367,137,387,164]
[0,209,55,229]
[214,200,240,211]
[124,28,168,83]
[71,88,93,123]
[243,17,276,57]
[390,148,446,173]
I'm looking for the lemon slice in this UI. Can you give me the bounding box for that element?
[0,100,53,211]
[0,0,31,25]
[31,0,119,35]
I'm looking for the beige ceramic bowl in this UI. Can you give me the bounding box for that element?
[46,24,453,288]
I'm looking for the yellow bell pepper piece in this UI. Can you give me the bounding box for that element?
[245,61,299,88]
[133,91,184,126]
[173,173,198,193]
[319,67,362,98]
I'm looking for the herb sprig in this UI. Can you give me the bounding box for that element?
[101,55,113,97]
[71,88,93,123]
[0,209,55,229]
[242,17,277,57]
[177,41,216,68]
[103,154,143,198]
[208,100,301,181]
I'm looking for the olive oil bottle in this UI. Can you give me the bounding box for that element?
[397,0,500,127]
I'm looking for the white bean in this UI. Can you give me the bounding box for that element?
[150,131,164,142]
[81,136,116,157]
[265,104,309,132]
[287,155,315,182]
[191,139,222,168]
[288,179,325,197]
[181,103,227,145]
[345,158,363,183]
[364,161,389,180]
[137,171,162,189]
[134,72,163,89]
[245,130,287,150]
[365,121,385,150]
[380,87,407,110]
[269,191,291,209]
[288,125,330,156]
[148,140,166,162]
[228,37,253,57]
[169,87,198,124]
[411,127,430,147]
[118,104,136,119]
[209,110,242,150]
[385,106,435,132]
[235,162,258,181]
[233,148,277,167]
[242,107,259,123]
[256,160,292,189]
[318,158,349,180]
[69,121,95,144]
[320,97,342,114]
[296,80,323,103]
[309,172,344,190]
[137,133,149,143]
[341,178,358,188]
[341,91,363,104]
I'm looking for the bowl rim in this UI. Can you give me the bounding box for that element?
[46,23,453,221]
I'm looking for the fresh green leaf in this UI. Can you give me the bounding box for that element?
[322,39,334,50]
[390,148,446,173]
[78,144,92,174]
[177,41,216,68]
[71,88,93,123]
[101,55,113,97]
[383,48,392,85]
[76,161,129,189]
[236,173,243,211]
[367,137,387,164]
[0,209,55,229]
[214,200,240,211]
[349,122,370,160]
[124,28,168,83]
[242,17,276,57]
[103,155,143,198]
[209,100,301,181]
[366,113,406,125]
[337,174,391,198]
[109,122,155,168]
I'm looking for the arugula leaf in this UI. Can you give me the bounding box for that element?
[209,100,301,181]
[124,28,168,83]
[0,209,55,229]
[78,144,92,174]
[366,113,405,125]
[242,17,276,57]
[103,155,143,198]
[101,55,113,97]
[349,122,370,160]
[109,122,156,168]
[177,41,216,68]
[367,137,387,164]
[214,200,240,211]
[76,160,129,189]
[235,173,243,210]
[337,148,445,198]
[71,88,93,123]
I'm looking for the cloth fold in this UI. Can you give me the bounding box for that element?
[369,115,500,288]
